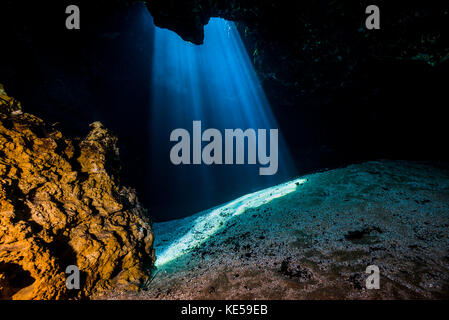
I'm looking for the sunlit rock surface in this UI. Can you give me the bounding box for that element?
[0,87,155,299]
[105,160,449,299]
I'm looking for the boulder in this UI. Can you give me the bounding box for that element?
[0,85,155,299]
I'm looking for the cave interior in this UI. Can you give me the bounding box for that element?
[0,0,448,221]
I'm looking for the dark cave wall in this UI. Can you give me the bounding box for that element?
[147,0,449,102]
[3,1,447,98]
[0,2,155,209]
[231,13,449,172]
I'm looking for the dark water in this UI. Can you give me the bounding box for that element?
[1,2,448,221]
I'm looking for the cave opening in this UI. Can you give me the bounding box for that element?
[147,16,297,221]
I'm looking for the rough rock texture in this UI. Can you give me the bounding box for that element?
[103,160,449,299]
[0,86,155,299]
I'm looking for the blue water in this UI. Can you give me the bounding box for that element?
[146,16,297,220]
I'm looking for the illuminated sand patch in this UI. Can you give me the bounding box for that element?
[155,178,307,267]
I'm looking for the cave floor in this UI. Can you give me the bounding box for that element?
[97,160,449,299]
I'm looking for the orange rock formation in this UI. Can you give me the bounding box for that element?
[0,84,155,299]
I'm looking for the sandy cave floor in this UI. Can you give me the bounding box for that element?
[96,160,449,299]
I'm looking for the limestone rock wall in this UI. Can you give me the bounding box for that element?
[0,85,155,299]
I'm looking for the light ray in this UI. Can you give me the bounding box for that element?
[149,17,297,218]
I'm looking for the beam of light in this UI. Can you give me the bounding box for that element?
[155,177,307,267]
[148,17,297,218]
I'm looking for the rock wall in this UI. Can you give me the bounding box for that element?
[0,85,155,299]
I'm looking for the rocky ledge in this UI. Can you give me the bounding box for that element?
[0,84,155,299]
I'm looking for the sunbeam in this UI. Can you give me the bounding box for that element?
[149,17,297,220]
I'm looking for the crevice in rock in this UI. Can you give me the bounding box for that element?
[0,263,35,300]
